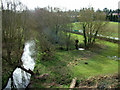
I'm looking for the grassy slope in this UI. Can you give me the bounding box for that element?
[32,33,118,88]
[61,33,118,79]
[72,21,118,38]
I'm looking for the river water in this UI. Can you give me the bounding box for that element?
[4,40,36,89]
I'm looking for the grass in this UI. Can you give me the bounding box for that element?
[72,22,82,30]
[70,52,118,79]
[103,22,118,37]
[72,21,118,38]
[109,22,118,24]
[31,33,118,88]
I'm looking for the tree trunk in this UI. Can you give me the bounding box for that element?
[7,49,11,63]
[66,34,70,51]
[70,77,77,88]
[92,30,98,44]
[87,24,90,45]
[11,75,14,89]
[55,25,59,44]
[83,24,87,47]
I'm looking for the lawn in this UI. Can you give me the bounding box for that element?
[103,22,118,37]
[31,33,118,88]
[72,21,118,38]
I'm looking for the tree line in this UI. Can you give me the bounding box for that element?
[103,8,120,22]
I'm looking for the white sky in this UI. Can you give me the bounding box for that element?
[20,0,119,10]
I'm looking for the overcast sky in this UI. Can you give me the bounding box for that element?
[20,0,119,10]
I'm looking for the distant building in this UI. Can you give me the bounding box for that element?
[112,13,120,16]
[109,13,120,16]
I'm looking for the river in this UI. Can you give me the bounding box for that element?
[4,40,36,89]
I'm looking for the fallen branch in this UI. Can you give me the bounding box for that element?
[18,66,34,75]
[70,77,77,88]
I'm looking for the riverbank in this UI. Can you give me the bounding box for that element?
[3,41,36,89]
[28,34,118,88]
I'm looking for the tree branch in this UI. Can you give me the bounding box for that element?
[18,66,34,75]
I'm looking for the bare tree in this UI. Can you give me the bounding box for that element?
[33,7,73,58]
[2,0,30,88]
[78,7,108,48]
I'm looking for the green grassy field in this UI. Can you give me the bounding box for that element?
[72,21,118,38]
[104,22,118,37]
[31,33,118,88]
[109,22,118,25]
